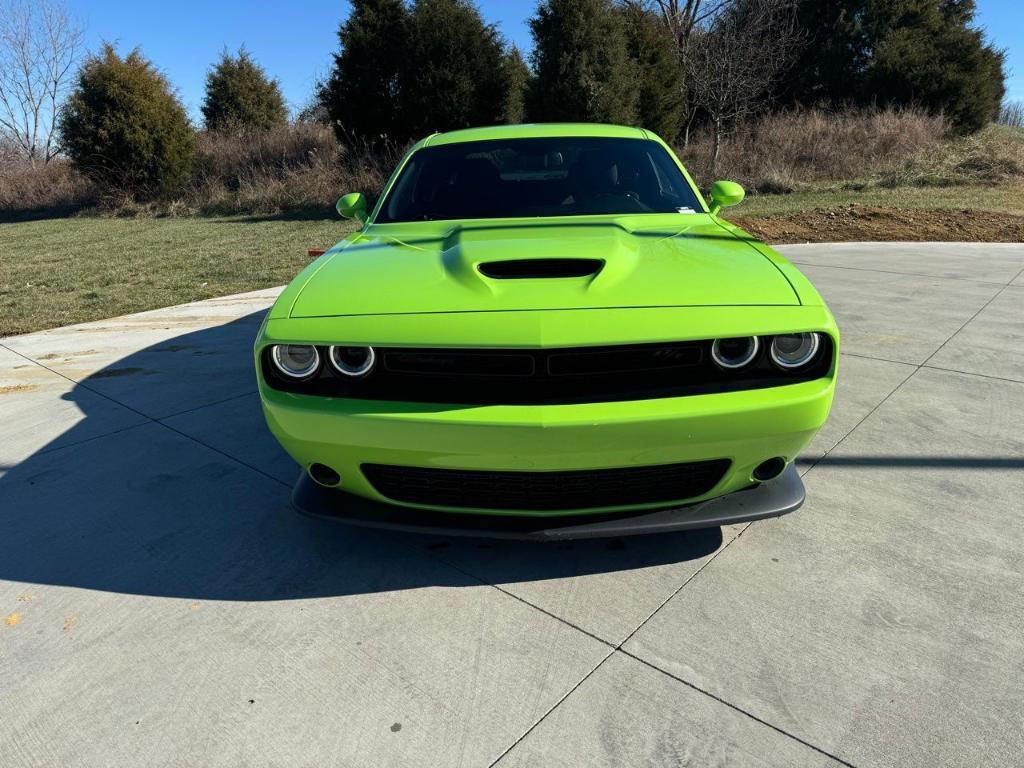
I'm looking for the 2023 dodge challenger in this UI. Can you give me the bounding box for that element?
[256,123,839,539]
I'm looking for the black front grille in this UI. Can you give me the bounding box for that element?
[261,337,832,405]
[384,349,536,377]
[361,459,731,511]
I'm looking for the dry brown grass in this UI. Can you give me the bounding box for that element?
[876,124,1024,188]
[181,123,398,216]
[2,109,1020,221]
[0,123,400,220]
[0,158,96,216]
[678,106,948,192]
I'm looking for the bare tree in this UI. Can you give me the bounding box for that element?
[0,0,84,165]
[634,0,737,145]
[686,0,799,174]
[648,0,733,49]
[999,100,1024,128]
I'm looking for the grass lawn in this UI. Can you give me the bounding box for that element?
[736,184,1024,217]
[0,215,358,337]
[2,182,1022,337]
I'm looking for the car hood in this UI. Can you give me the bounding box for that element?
[288,215,798,318]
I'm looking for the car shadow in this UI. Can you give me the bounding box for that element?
[0,310,724,602]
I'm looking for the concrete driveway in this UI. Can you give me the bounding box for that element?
[1,242,1022,767]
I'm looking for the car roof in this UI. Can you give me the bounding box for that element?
[420,123,651,147]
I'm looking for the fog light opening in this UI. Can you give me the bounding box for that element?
[753,457,786,482]
[309,463,341,487]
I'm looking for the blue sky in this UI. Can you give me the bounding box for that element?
[74,0,1022,122]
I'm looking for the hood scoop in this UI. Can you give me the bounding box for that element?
[477,258,604,280]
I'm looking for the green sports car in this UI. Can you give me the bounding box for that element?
[256,123,838,539]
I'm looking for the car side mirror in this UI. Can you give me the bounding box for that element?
[708,180,745,215]
[336,192,368,223]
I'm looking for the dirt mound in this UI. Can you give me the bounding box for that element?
[733,204,1024,244]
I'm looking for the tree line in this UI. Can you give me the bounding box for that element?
[2,0,1006,198]
[322,0,1005,150]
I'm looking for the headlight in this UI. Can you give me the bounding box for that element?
[270,344,320,379]
[711,336,759,369]
[329,345,376,377]
[770,333,821,369]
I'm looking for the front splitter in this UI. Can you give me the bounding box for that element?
[291,464,804,540]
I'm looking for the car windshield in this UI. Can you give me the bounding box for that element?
[375,137,703,223]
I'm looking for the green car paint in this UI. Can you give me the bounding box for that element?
[707,180,745,214]
[256,123,838,519]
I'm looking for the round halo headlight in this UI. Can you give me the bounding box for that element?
[711,336,760,370]
[770,333,822,370]
[271,344,320,379]
[329,345,376,377]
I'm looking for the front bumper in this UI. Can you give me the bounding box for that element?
[292,464,805,539]
[260,374,834,515]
